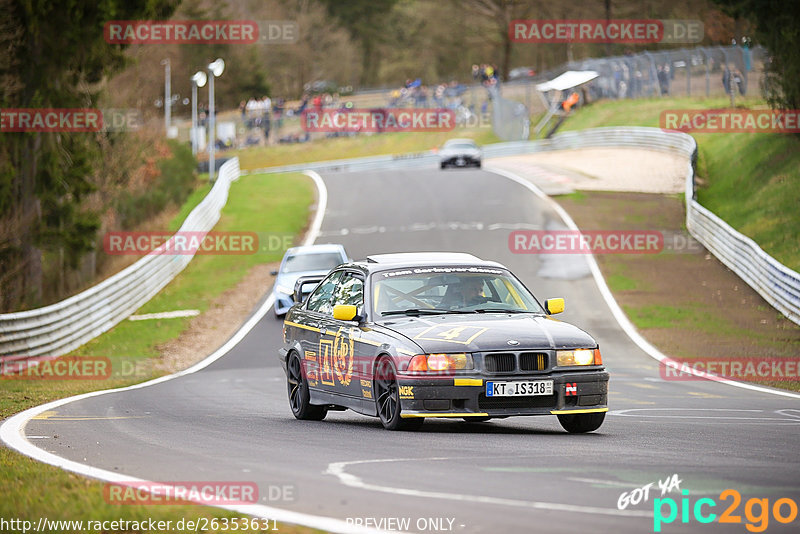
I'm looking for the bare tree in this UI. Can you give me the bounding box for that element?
[460,0,543,80]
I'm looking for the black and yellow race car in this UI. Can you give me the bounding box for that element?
[278,252,609,432]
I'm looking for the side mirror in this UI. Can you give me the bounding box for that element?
[332,304,360,322]
[292,275,324,304]
[544,298,565,315]
[270,270,278,276]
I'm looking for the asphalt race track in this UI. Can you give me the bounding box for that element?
[20,166,800,533]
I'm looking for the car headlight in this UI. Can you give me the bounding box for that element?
[407,353,474,373]
[275,284,293,295]
[557,348,602,366]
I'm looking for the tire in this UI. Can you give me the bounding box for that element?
[475,161,482,168]
[440,162,447,169]
[286,352,327,421]
[557,412,605,433]
[374,358,424,431]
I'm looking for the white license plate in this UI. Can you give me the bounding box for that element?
[486,380,553,397]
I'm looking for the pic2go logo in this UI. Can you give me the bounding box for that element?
[654,489,799,532]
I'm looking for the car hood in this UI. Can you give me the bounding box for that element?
[274,270,330,294]
[378,313,595,353]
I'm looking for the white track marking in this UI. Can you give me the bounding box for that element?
[128,310,200,321]
[1,171,389,534]
[485,165,800,401]
[608,408,800,423]
[325,458,653,518]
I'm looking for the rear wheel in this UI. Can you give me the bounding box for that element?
[287,353,327,421]
[374,358,423,431]
[557,412,605,433]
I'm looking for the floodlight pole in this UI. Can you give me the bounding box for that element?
[161,59,171,136]
[191,71,207,156]
[206,59,225,182]
[208,73,216,181]
[191,80,199,155]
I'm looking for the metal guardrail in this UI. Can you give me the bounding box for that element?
[0,158,241,358]
[4,125,797,359]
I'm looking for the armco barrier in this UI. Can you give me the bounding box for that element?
[0,157,241,357]
[250,126,799,325]
[4,126,797,359]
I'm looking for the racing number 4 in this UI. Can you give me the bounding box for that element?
[437,326,468,340]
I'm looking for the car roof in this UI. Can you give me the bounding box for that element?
[442,138,478,146]
[336,252,507,274]
[284,244,346,256]
[367,252,481,264]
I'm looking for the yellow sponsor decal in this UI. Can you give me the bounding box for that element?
[284,320,320,333]
[399,385,414,398]
[362,388,373,399]
[360,379,372,388]
[319,327,354,387]
[454,378,483,386]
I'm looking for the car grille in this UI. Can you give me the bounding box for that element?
[484,353,516,373]
[478,394,557,410]
[482,352,549,373]
[520,352,548,371]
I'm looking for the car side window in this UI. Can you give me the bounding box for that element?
[331,272,364,309]
[306,271,343,315]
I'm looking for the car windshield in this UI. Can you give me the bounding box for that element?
[372,267,544,316]
[445,143,476,150]
[282,252,343,273]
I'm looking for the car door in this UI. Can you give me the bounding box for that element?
[317,271,365,400]
[299,270,343,391]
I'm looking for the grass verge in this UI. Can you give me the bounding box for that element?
[1,172,316,532]
[559,95,800,270]
[233,126,500,170]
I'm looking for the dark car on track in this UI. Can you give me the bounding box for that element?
[279,253,609,432]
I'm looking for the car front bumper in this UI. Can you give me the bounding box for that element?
[441,155,481,167]
[395,370,608,418]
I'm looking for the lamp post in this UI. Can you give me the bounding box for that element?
[190,71,207,155]
[207,58,225,182]
[161,59,171,136]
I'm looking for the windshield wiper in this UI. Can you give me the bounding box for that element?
[473,308,530,314]
[381,308,475,316]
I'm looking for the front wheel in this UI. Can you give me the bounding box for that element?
[287,353,327,421]
[374,358,423,431]
[557,412,605,433]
